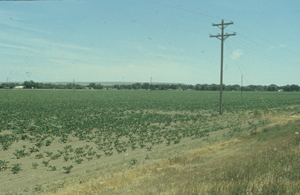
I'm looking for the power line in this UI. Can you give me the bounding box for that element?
[115,0,213,25]
[225,40,252,85]
[228,38,289,65]
[235,35,299,63]
[147,0,219,19]
[235,23,300,59]
[37,1,211,35]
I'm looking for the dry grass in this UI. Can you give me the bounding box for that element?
[42,115,300,195]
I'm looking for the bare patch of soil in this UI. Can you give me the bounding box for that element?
[1,112,297,194]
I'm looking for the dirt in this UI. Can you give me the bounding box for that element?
[0,111,283,194]
[0,130,233,194]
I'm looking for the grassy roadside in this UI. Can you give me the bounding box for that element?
[39,114,300,195]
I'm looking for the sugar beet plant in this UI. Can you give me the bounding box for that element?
[0,90,300,174]
[11,163,22,174]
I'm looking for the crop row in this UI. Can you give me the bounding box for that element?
[0,90,299,174]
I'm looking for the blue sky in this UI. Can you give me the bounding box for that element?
[0,0,299,85]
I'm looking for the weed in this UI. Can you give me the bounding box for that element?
[295,132,300,145]
[75,159,83,164]
[130,158,137,165]
[45,140,52,146]
[48,165,57,171]
[2,143,10,151]
[42,160,50,167]
[253,109,262,118]
[33,184,44,192]
[64,156,69,162]
[11,163,22,174]
[0,160,9,171]
[57,150,64,155]
[35,153,44,159]
[258,137,268,141]
[145,154,149,160]
[50,154,61,160]
[44,151,53,157]
[29,146,39,153]
[104,151,113,156]
[13,149,29,159]
[35,141,44,148]
[32,162,38,169]
[174,139,180,144]
[63,165,73,174]
[146,146,152,151]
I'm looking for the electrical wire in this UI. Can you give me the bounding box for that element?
[4,1,299,85]
[146,0,220,19]
[225,40,253,85]
[234,23,300,59]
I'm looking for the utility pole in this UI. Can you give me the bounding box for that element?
[73,79,75,91]
[241,75,243,94]
[150,76,152,93]
[210,19,236,115]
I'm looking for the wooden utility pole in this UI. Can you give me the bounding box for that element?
[241,75,243,94]
[150,76,152,93]
[210,19,236,115]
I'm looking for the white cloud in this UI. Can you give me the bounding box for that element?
[0,43,38,53]
[231,50,243,60]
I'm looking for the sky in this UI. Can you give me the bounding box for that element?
[0,0,299,86]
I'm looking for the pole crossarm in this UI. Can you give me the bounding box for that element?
[212,21,233,26]
[209,19,236,115]
[209,33,236,38]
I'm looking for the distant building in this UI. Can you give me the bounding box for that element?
[278,89,283,92]
[14,86,24,89]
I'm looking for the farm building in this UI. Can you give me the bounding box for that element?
[14,86,24,89]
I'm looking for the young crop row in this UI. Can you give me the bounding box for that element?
[0,90,299,174]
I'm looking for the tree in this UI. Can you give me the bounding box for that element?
[248,85,257,91]
[201,84,209,91]
[113,84,120,90]
[132,83,138,90]
[195,84,201,91]
[23,80,36,89]
[210,84,219,91]
[141,83,150,90]
[256,85,265,91]
[66,83,73,89]
[150,84,155,91]
[75,84,83,89]
[267,84,278,91]
[170,84,178,90]
[187,85,194,90]
[88,83,96,89]
[290,84,299,91]
[127,85,132,90]
[159,84,166,90]
[283,85,290,91]
[225,84,240,91]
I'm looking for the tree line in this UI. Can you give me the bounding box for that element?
[0,80,299,92]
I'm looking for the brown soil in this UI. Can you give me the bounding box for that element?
[0,111,286,194]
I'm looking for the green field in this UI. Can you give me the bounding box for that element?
[1,90,300,156]
[1,90,300,193]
